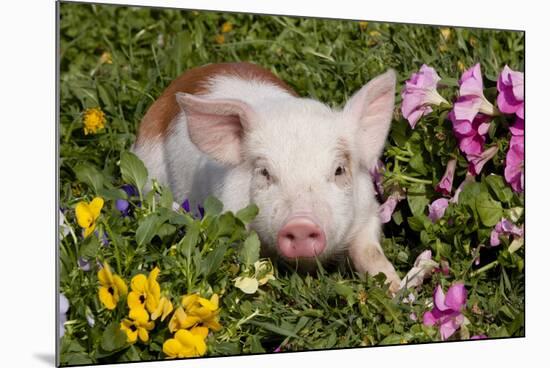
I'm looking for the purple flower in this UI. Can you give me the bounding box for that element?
[423,283,468,341]
[450,111,491,157]
[467,145,499,176]
[116,184,138,217]
[379,194,401,224]
[369,160,385,199]
[497,65,524,119]
[435,158,457,196]
[59,293,69,338]
[428,198,449,223]
[490,218,523,246]
[401,65,449,128]
[182,198,191,213]
[471,334,488,340]
[453,63,498,122]
[505,138,524,193]
[78,257,91,271]
[197,205,205,219]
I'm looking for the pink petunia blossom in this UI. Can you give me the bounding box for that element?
[401,65,449,128]
[428,198,449,223]
[379,195,401,224]
[399,250,438,290]
[497,65,524,119]
[490,218,523,246]
[435,158,457,196]
[449,111,491,157]
[467,145,499,176]
[504,137,524,193]
[453,63,498,123]
[423,283,468,341]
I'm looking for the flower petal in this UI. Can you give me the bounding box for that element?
[445,283,467,311]
[130,274,148,293]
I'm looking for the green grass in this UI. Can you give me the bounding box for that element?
[58,2,524,365]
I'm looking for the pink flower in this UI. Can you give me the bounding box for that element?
[467,145,499,176]
[399,250,438,290]
[471,334,488,340]
[449,111,491,156]
[497,65,524,119]
[490,218,523,246]
[401,65,449,128]
[369,159,385,199]
[452,63,498,123]
[428,198,449,223]
[379,195,401,224]
[435,158,457,196]
[505,138,524,193]
[423,283,468,341]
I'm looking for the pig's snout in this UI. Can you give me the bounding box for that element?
[277,216,326,258]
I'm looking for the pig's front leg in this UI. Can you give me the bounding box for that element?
[348,218,401,293]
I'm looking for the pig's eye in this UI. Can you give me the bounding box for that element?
[335,166,345,176]
[260,168,271,180]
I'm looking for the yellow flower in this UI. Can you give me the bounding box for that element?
[214,34,225,44]
[163,326,208,358]
[369,30,381,37]
[83,107,106,135]
[168,293,222,332]
[221,21,233,33]
[457,60,465,72]
[75,197,103,238]
[99,51,112,64]
[127,267,161,314]
[98,262,127,310]
[168,306,201,333]
[120,307,155,344]
[151,296,174,322]
[359,21,368,31]
[440,27,451,41]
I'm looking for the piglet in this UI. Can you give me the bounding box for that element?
[133,62,401,291]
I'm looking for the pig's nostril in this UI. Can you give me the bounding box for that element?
[286,234,295,241]
[308,232,319,239]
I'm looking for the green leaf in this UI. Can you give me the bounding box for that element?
[407,184,429,217]
[236,204,259,224]
[74,164,104,193]
[485,174,513,203]
[97,188,126,201]
[120,151,148,194]
[249,320,299,338]
[203,196,223,217]
[136,214,162,246]
[100,322,128,352]
[62,352,94,365]
[239,231,260,266]
[409,154,428,175]
[476,192,503,227]
[200,242,229,277]
[80,235,100,258]
[159,187,174,209]
[179,221,201,259]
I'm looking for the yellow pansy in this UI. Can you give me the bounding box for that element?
[120,307,155,344]
[75,197,104,238]
[168,306,201,333]
[98,262,127,310]
[83,107,106,135]
[151,296,174,322]
[163,326,209,359]
[182,294,222,331]
[359,21,368,31]
[127,267,161,314]
[214,34,225,44]
[440,27,451,41]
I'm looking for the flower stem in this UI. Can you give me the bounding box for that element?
[469,260,499,277]
[397,174,432,185]
[103,221,122,275]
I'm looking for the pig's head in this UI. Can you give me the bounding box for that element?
[176,70,396,269]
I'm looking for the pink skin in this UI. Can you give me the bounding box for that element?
[277,213,327,259]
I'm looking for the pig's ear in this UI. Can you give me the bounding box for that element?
[176,92,258,165]
[343,69,396,169]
